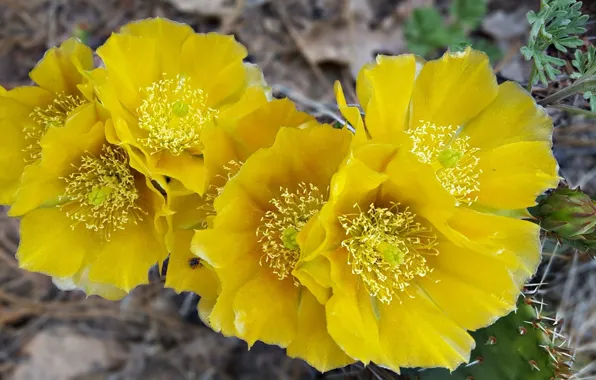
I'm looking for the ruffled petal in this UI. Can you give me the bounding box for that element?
[410,48,498,129]
[192,195,261,268]
[417,239,519,331]
[53,267,127,301]
[463,81,553,150]
[474,141,559,210]
[97,34,159,113]
[0,87,53,204]
[30,38,94,94]
[180,33,248,107]
[357,55,417,141]
[323,248,384,364]
[149,151,207,195]
[119,17,193,74]
[228,98,314,160]
[446,207,542,281]
[287,289,354,371]
[165,229,220,300]
[17,207,96,278]
[376,287,474,370]
[233,266,300,347]
[381,149,456,232]
[207,253,260,336]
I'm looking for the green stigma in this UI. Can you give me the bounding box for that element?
[379,242,405,266]
[172,101,189,117]
[281,227,300,251]
[88,185,113,206]
[437,148,464,168]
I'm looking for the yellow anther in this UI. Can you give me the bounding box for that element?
[407,121,482,205]
[257,183,326,283]
[61,145,146,240]
[339,204,438,304]
[137,74,218,155]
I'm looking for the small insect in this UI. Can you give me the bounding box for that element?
[188,257,202,269]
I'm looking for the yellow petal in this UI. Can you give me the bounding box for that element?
[10,104,104,216]
[447,207,542,281]
[463,81,553,150]
[233,267,300,347]
[198,297,217,326]
[325,254,384,365]
[97,33,159,112]
[53,267,128,301]
[0,118,28,204]
[287,290,355,371]
[229,98,314,160]
[474,141,559,209]
[335,81,367,144]
[192,195,261,268]
[169,192,210,230]
[180,33,248,107]
[417,239,519,331]
[150,151,208,195]
[30,38,94,94]
[410,48,498,129]
[357,55,417,140]
[17,207,97,278]
[208,253,260,336]
[216,85,269,128]
[165,229,220,300]
[375,287,474,370]
[0,87,53,204]
[381,149,456,232]
[120,17,193,74]
[293,255,332,304]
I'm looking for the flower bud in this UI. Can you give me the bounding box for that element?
[531,187,596,241]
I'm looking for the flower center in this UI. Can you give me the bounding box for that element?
[406,121,482,205]
[137,74,218,155]
[24,92,86,162]
[257,183,326,283]
[338,204,438,304]
[61,145,146,240]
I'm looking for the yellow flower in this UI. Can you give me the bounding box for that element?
[14,102,168,295]
[0,38,94,206]
[190,125,355,371]
[164,99,315,312]
[94,17,268,195]
[336,47,558,209]
[294,143,544,371]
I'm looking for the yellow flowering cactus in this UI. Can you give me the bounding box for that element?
[0,16,566,377]
[13,102,168,296]
[93,18,269,195]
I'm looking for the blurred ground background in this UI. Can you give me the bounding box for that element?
[0,0,595,379]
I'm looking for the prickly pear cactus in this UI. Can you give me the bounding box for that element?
[400,296,573,380]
